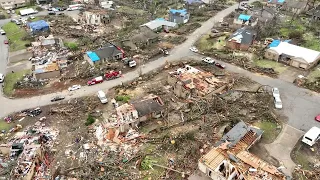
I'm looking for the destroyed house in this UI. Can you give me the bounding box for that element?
[114,95,164,131]
[226,27,256,51]
[233,14,258,28]
[32,62,60,79]
[131,27,159,48]
[83,10,110,25]
[85,43,125,65]
[168,65,227,98]
[198,121,286,180]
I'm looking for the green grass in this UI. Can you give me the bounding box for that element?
[253,59,288,73]
[294,150,312,170]
[2,22,31,52]
[117,6,146,15]
[3,69,30,96]
[302,33,320,51]
[0,120,13,131]
[253,121,279,143]
[280,20,306,37]
[196,34,227,51]
[307,66,320,82]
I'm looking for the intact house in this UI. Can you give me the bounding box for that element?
[169,9,190,24]
[226,27,256,51]
[168,65,227,99]
[264,41,320,70]
[141,18,177,32]
[100,0,114,9]
[265,0,285,8]
[233,14,258,28]
[85,43,125,65]
[32,62,61,79]
[0,0,26,9]
[198,121,286,180]
[282,0,309,14]
[83,10,110,25]
[130,27,159,49]
[306,6,320,21]
[113,94,164,132]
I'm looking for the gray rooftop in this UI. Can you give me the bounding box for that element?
[142,19,177,30]
[215,121,263,148]
[228,27,256,45]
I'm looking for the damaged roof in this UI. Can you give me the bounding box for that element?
[131,27,159,43]
[215,121,263,148]
[131,95,164,117]
[34,62,60,74]
[228,27,256,45]
[94,43,123,60]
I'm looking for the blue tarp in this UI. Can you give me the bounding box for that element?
[28,20,49,33]
[268,39,291,48]
[156,18,165,21]
[169,9,188,16]
[86,51,100,62]
[238,14,251,21]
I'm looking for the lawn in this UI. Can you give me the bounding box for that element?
[2,22,30,52]
[0,120,13,131]
[3,69,30,96]
[253,59,288,74]
[253,121,280,143]
[196,34,227,51]
[307,66,320,82]
[279,20,306,37]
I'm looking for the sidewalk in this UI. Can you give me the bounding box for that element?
[265,124,304,176]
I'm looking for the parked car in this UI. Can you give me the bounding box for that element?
[0,73,4,83]
[97,90,108,104]
[68,85,81,91]
[202,57,214,64]
[4,40,8,44]
[272,87,280,98]
[48,11,56,15]
[0,29,6,35]
[274,97,282,109]
[51,96,65,102]
[11,19,16,22]
[87,76,104,85]
[215,63,226,69]
[189,47,198,53]
[15,21,21,25]
[6,10,10,14]
[315,114,320,122]
[29,15,35,19]
[302,127,320,146]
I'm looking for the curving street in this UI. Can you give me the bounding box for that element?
[0,3,319,132]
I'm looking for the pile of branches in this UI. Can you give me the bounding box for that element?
[294,168,320,179]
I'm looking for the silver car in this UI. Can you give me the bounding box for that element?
[272,87,280,98]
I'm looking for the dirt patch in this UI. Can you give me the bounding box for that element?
[249,143,280,167]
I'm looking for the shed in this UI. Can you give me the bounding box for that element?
[28,20,49,34]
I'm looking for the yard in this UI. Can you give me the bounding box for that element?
[2,22,31,52]
[196,34,227,51]
[3,69,30,96]
[253,58,288,74]
[253,120,281,144]
[307,65,320,82]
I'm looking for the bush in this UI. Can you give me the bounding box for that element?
[115,95,130,102]
[85,115,95,126]
[289,30,303,39]
[64,42,79,51]
[0,14,6,20]
[36,6,43,11]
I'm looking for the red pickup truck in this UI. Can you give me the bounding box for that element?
[87,76,104,86]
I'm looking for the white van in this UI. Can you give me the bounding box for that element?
[302,127,320,146]
[97,90,108,104]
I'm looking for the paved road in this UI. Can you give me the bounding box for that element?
[1,3,319,132]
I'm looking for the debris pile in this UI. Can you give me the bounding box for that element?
[1,123,59,179]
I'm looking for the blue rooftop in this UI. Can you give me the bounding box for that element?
[268,39,291,48]
[86,51,100,62]
[156,18,165,21]
[268,0,285,2]
[169,9,188,16]
[238,14,251,21]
